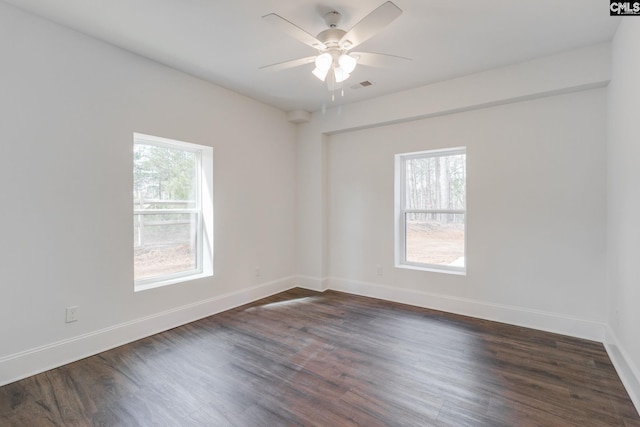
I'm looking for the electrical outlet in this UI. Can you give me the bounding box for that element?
[377,266,383,276]
[255,267,261,277]
[66,306,79,323]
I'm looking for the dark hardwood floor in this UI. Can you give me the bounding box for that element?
[1,288,639,426]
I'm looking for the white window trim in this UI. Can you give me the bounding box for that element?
[133,133,214,291]
[395,146,467,275]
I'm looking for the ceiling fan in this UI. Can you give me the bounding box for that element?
[261,1,410,96]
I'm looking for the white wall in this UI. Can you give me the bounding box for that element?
[296,43,612,340]
[606,19,640,410]
[329,88,606,321]
[0,2,296,385]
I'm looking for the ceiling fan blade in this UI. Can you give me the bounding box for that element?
[259,56,316,71]
[262,13,327,50]
[351,52,411,67]
[340,1,402,50]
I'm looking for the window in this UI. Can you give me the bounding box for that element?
[396,147,466,274]
[133,133,213,290]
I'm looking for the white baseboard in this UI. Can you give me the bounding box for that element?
[0,276,296,387]
[604,327,640,414]
[327,277,607,342]
[295,275,329,292]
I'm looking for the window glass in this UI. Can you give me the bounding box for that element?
[397,148,466,274]
[133,133,213,289]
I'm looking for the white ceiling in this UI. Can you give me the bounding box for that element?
[3,0,619,113]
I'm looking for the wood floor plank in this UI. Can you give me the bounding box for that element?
[1,288,638,426]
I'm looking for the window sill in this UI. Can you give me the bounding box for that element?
[395,263,466,276]
[135,271,212,292]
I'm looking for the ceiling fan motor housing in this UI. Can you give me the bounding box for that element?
[317,28,347,49]
[319,11,352,50]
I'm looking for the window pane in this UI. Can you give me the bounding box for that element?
[133,144,197,209]
[404,154,466,210]
[134,213,198,280]
[405,212,465,267]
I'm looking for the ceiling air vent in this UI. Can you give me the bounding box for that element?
[350,81,373,90]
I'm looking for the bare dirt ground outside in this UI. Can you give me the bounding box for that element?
[406,221,464,266]
[134,244,195,280]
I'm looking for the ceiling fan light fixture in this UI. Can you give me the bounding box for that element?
[315,52,333,71]
[338,54,357,74]
[312,66,330,81]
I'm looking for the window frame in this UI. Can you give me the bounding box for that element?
[395,146,467,275]
[133,133,214,291]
